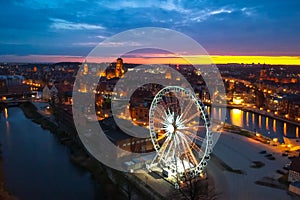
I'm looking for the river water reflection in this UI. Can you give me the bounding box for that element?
[0,107,99,200]
[210,107,300,142]
[1,106,298,199]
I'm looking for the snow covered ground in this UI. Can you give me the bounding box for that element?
[208,131,295,200]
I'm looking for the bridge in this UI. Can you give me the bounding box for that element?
[0,99,30,107]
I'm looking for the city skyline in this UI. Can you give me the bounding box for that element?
[1,1,300,199]
[1,0,300,64]
[2,54,300,65]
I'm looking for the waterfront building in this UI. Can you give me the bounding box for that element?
[281,94,300,120]
[0,75,30,96]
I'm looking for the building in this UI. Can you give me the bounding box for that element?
[50,85,58,99]
[0,75,30,96]
[255,90,265,108]
[130,103,150,125]
[56,83,73,105]
[104,58,125,79]
[288,100,300,122]
[0,78,7,94]
[42,85,51,100]
[115,58,124,78]
[281,94,300,120]
[259,67,268,81]
[0,75,24,86]
[100,117,154,158]
[129,90,154,126]
[288,156,300,182]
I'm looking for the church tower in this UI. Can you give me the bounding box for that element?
[115,58,124,78]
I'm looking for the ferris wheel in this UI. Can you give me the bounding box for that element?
[148,86,212,181]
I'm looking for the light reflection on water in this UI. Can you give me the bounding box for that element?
[258,115,262,129]
[4,107,8,119]
[5,121,10,133]
[209,106,300,142]
[230,108,243,127]
[284,123,287,136]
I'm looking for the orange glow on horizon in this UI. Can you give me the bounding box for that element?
[93,55,300,65]
[85,55,300,65]
[210,55,300,65]
[8,54,300,65]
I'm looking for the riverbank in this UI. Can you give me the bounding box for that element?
[18,102,127,199]
[19,102,157,200]
[19,102,214,199]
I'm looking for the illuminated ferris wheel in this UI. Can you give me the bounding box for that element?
[148,86,212,183]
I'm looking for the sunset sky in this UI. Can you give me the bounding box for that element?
[1,0,300,64]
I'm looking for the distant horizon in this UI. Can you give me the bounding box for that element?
[1,1,300,62]
[1,54,300,65]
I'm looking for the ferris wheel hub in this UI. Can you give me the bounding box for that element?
[166,124,175,134]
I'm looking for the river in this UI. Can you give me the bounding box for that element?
[0,107,100,200]
[209,106,300,142]
[0,105,299,199]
